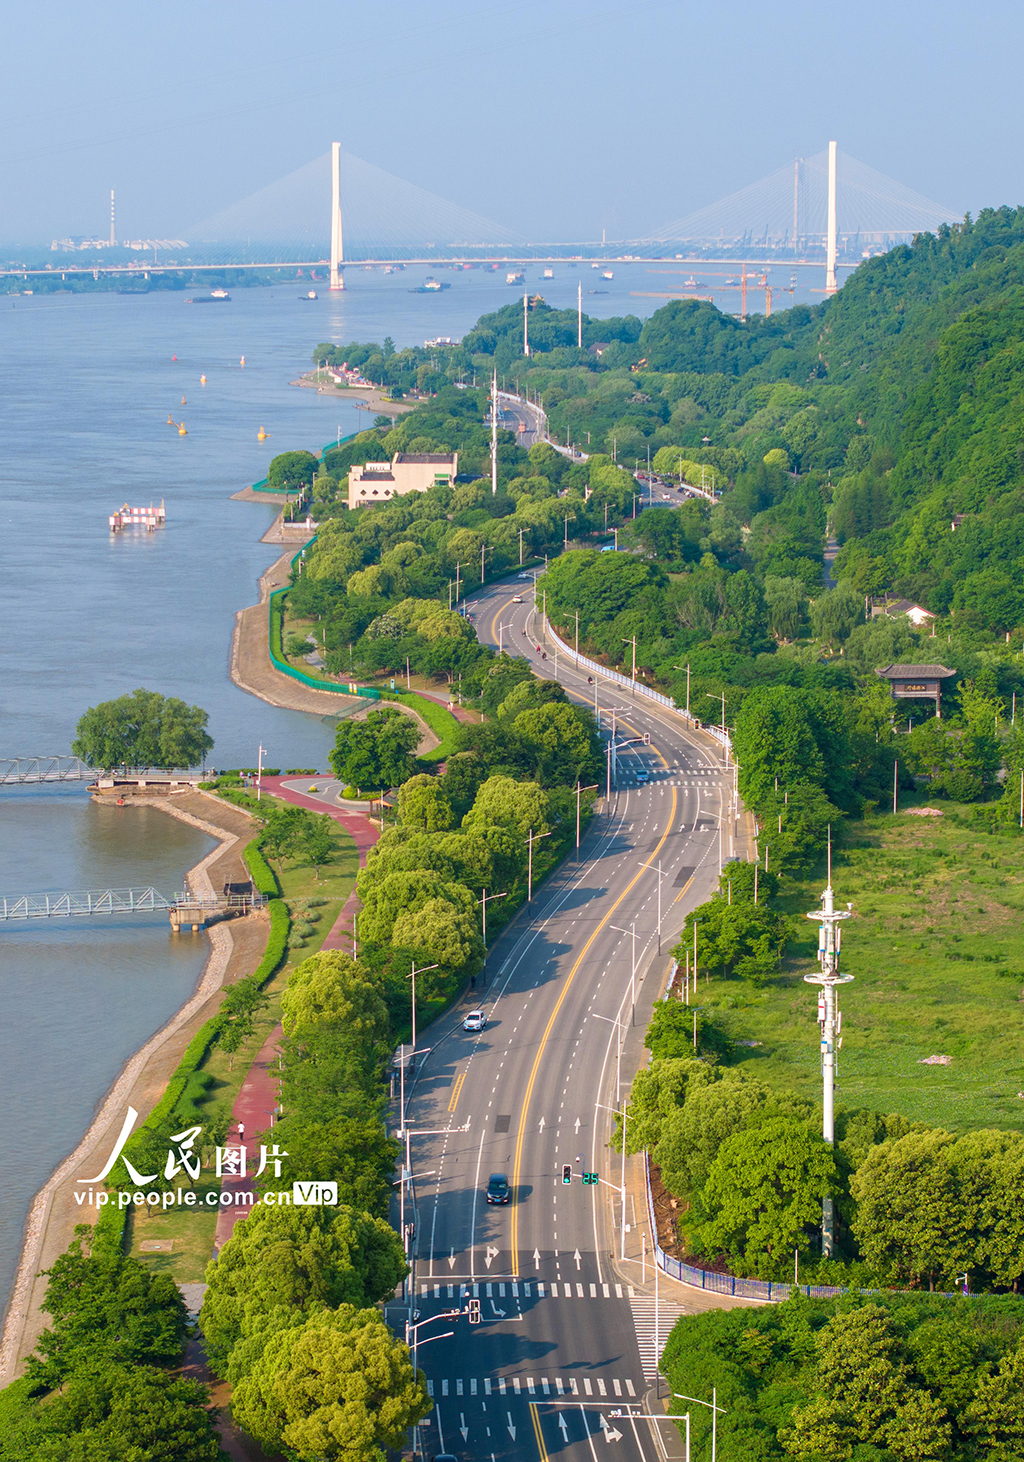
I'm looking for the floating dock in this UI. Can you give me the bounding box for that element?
[109,499,166,531]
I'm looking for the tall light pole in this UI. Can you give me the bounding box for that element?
[497,620,514,654]
[637,858,665,953]
[408,960,439,1055]
[518,526,525,565]
[256,744,267,800]
[523,292,530,356]
[477,887,507,954]
[525,827,551,901]
[623,636,637,696]
[610,922,638,1021]
[577,280,583,347]
[803,838,853,1257]
[480,542,493,586]
[576,781,598,854]
[674,1391,726,1462]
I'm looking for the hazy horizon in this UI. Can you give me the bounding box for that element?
[2,0,1022,248]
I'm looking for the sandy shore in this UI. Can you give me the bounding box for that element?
[290,374,418,419]
[230,536,439,752]
[0,792,269,1383]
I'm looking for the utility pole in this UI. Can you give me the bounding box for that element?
[523,292,530,356]
[803,837,853,1257]
[490,368,498,495]
[577,280,583,348]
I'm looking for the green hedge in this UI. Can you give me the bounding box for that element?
[382,691,461,763]
[244,837,280,898]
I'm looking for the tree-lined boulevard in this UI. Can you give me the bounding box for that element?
[393,574,743,1461]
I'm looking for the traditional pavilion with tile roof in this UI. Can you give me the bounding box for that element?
[874,663,957,718]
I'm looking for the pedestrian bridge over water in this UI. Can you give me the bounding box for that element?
[0,888,264,928]
[0,757,90,785]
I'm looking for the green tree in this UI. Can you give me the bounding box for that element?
[850,1129,972,1289]
[462,775,550,839]
[268,449,318,492]
[811,584,865,647]
[782,1306,952,1462]
[397,774,454,832]
[964,1337,1024,1461]
[200,1204,406,1378]
[329,708,420,790]
[29,1229,188,1387]
[731,685,853,811]
[255,1115,398,1218]
[230,1305,430,1462]
[299,815,335,879]
[6,1363,222,1462]
[693,1115,838,1274]
[764,575,808,641]
[72,689,213,771]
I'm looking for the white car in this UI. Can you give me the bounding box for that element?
[512,595,523,603]
[463,1010,487,1031]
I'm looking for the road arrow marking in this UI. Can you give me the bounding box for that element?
[600,1414,623,1443]
[448,1249,456,1269]
[485,1245,499,1269]
[506,1413,516,1440]
[574,1249,582,1270]
[558,1413,570,1440]
[460,1413,469,1441]
[538,1116,545,1132]
[490,1300,506,1317]
[575,1116,581,1133]
[533,1248,541,1268]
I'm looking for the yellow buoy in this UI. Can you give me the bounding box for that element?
[240,356,246,367]
[167,413,174,425]
[178,422,187,436]
[257,426,268,441]
[200,374,207,386]
[181,396,186,405]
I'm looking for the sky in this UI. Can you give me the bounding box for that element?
[2,0,1022,246]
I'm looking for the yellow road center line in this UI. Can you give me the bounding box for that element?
[530,1401,549,1462]
[448,1070,466,1112]
[509,788,677,1271]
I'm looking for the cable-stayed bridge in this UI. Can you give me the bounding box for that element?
[8,141,962,285]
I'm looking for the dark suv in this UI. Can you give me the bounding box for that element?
[486,1172,510,1204]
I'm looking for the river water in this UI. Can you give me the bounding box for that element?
[0,260,835,1321]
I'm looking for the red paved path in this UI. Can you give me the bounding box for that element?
[213,784,379,1252]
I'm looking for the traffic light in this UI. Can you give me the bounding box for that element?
[467,1299,481,1325]
[582,1171,599,1185]
[562,1165,572,1184]
[643,733,651,745]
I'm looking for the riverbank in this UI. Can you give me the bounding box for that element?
[290,373,418,419]
[0,791,269,1383]
[230,527,441,752]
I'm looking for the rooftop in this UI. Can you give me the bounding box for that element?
[874,663,957,679]
[393,453,456,465]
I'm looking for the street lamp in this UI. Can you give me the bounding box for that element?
[610,922,638,1022]
[477,887,507,963]
[623,636,637,696]
[407,960,439,1057]
[636,857,666,953]
[575,781,599,854]
[674,1390,726,1462]
[497,620,514,654]
[525,827,552,901]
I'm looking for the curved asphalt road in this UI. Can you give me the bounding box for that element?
[397,576,740,1462]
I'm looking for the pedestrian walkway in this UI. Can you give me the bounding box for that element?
[628,1297,688,1380]
[426,1375,638,1399]
[211,783,380,1253]
[420,1280,631,1300]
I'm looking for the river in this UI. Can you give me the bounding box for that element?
[0,260,835,1322]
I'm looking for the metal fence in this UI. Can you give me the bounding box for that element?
[643,1153,845,1303]
[543,618,683,714]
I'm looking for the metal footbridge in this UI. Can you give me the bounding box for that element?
[0,888,264,923]
[0,757,91,785]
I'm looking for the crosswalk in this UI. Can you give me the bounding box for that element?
[420,1280,630,1300]
[427,1375,637,1399]
[629,1297,688,1380]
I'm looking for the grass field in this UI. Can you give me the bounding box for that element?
[129,809,358,1281]
[714,796,1024,1134]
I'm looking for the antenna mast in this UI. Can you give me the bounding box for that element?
[490,369,498,496]
[803,829,853,1257]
